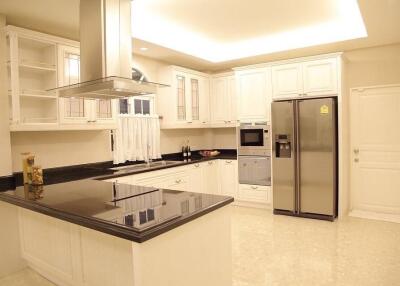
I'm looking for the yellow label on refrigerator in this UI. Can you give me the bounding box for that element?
[320,105,329,114]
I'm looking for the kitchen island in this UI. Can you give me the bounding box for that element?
[0,179,233,286]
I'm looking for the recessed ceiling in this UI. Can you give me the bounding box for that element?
[132,0,367,62]
[1,0,400,72]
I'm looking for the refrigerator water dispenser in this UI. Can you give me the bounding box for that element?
[275,135,291,158]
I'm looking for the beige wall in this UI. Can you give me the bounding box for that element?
[345,43,400,88]
[11,131,112,172]
[210,128,237,150]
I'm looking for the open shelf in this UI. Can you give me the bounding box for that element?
[19,61,56,74]
[20,96,58,124]
[20,89,57,99]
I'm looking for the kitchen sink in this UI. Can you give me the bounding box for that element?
[110,160,182,171]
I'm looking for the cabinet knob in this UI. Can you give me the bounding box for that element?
[194,163,200,167]
[226,160,232,164]
[354,158,359,163]
[353,148,359,154]
[208,161,213,165]
[251,186,258,190]
[175,179,182,183]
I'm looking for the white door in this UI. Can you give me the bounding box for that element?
[198,76,210,125]
[303,58,338,96]
[237,69,270,121]
[271,63,303,99]
[187,164,204,193]
[202,161,219,194]
[350,85,400,222]
[219,160,238,197]
[211,78,229,123]
[228,76,237,123]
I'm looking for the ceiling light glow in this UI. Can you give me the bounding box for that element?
[131,0,367,63]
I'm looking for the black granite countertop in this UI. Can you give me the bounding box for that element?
[0,179,233,242]
[95,151,237,181]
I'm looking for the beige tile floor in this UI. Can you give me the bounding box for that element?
[1,206,400,286]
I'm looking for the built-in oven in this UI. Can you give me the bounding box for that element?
[238,155,271,186]
[238,122,271,156]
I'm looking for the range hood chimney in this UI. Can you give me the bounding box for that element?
[49,0,167,99]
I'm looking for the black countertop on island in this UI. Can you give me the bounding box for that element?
[0,179,233,242]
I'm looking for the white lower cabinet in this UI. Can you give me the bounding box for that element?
[219,160,238,197]
[105,159,271,206]
[238,184,271,204]
[202,160,219,194]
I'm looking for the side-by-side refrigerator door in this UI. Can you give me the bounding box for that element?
[298,98,337,216]
[271,101,296,212]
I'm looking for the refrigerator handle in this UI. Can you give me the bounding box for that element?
[294,100,301,214]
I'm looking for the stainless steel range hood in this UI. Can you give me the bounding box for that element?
[48,0,167,99]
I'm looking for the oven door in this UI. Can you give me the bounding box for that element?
[239,128,264,147]
[238,156,271,186]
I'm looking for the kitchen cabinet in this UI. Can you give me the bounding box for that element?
[235,67,272,122]
[271,57,338,99]
[58,44,117,127]
[105,159,274,206]
[271,63,303,99]
[158,66,210,128]
[202,160,219,194]
[187,163,204,194]
[238,184,270,204]
[210,74,236,127]
[6,26,117,131]
[219,160,238,198]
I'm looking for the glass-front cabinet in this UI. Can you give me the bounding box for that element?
[6,26,116,131]
[58,44,116,126]
[170,69,209,126]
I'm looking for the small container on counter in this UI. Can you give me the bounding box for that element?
[31,166,44,186]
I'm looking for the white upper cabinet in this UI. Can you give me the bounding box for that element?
[158,66,210,128]
[210,74,236,126]
[271,57,339,99]
[6,26,116,131]
[302,58,338,96]
[57,44,116,126]
[271,63,303,99]
[236,67,272,122]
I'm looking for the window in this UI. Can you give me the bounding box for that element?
[118,96,155,116]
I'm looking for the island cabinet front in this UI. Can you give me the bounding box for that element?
[17,206,232,286]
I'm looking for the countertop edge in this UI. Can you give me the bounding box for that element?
[0,191,234,243]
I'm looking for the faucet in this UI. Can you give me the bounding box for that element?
[146,144,152,166]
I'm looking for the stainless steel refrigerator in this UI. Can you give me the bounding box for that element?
[271,97,337,221]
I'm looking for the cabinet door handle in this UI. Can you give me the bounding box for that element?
[251,186,258,190]
[354,158,359,163]
[194,163,200,167]
[208,161,213,165]
[226,160,232,164]
[353,148,359,154]
[175,179,182,183]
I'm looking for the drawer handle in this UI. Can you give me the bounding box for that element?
[226,160,232,164]
[208,161,213,165]
[175,179,182,183]
[251,186,258,190]
[194,163,200,167]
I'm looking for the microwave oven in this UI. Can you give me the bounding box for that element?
[238,122,271,156]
